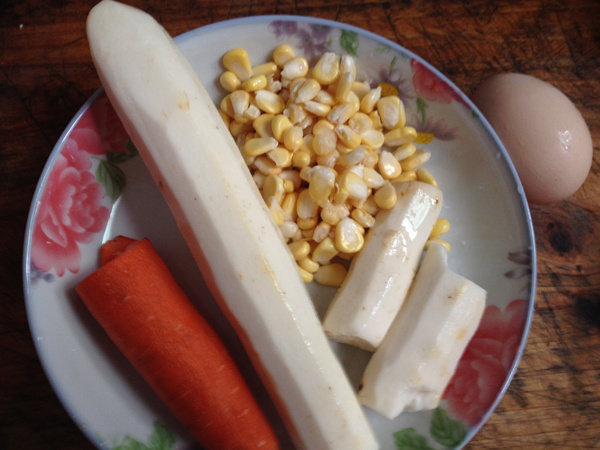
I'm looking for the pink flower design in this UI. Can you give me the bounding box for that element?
[71,93,129,156]
[31,138,110,276]
[31,93,132,277]
[443,299,528,426]
[411,59,466,106]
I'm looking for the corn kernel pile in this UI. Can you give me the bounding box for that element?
[217,46,450,287]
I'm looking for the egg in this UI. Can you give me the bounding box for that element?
[473,73,593,204]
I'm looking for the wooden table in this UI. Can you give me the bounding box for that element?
[2,1,598,448]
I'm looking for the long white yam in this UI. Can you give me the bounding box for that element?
[323,181,443,351]
[86,2,378,449]
[358,243,486,418]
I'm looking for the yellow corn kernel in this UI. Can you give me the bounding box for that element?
[369,110,383,130]
[222,48,253,81]
[360,86,382,113]
[315,150,340,168]
[281,56,309,80]
[377,95,406,129]
[262,174,285,203]
[268,147,292,168]
[314,89,335,105]
[295,78,321,103]
[218,109,231,128]
[242,74,268,92]
[321,201,349,226]
[338,170,368,201]
[328,102,357,125]
[252,62,278,77]
[288,239,311,261]
[303,100,331,117]
[394,170,418,182]
[273,44,295,66]
[220,94,235,118]
[363,149,379,168]
[393,142,417,160]
[312,119,335,135]
[378,150,402,179]
[351,81,371,98]
[254,90,285,114]
[337,146,366,167]
[296,188,319,219]
[271,114,293,142]
[351,208,376,228]
[402,125,418,141]
[244,136,278,156]
[335,217,365,253]
[430,218,451,239]
[312,237,338,264]
[283,126,303,152]
[252,113,275,138]
[400,149,431,171]
[253,155,282,175]
[426,238,451,253]
[280,220,299,240]
[416,167,438,187]
[384,127,410,146]
[252,171,266,188]
[336,71,355,102]
[415,131,435,145]
[283,178,294,193]
[348,112,372,134]
[363,166,385,189]
[312,130,337,156]
[308,166,336,202]
[312,52,340,85]
[340,54,357,78]
[312,221,331,243]
[298,265,314,283]
[243,105,261,121]
[297,216,318,230]
[334,124,361,149]
[378,81,399,97]
[280,169,302,191]
[314,263,347,287]
[374,181,397,209]
[292,149,311,168]
[219,71,241,92]
[281,192,298,221]
[267,196,285,225]
[229,90,250,117]
[298,256,320,273]
[361,128,385,149]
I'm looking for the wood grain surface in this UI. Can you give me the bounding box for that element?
[1,0,598,448]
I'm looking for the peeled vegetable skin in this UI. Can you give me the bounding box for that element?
[86,2,377,449]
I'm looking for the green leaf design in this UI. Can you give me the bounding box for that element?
[147,421,176,449]
[107,139,138,163]
[96,159,126,201]
[416,97,428,125]
[390,55,398,70]
[111,421,175,450]
[430,407,467,448]
[340,29,359,56]
[393,428,435,450]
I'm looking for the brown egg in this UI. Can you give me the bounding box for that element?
[473,73,593,204]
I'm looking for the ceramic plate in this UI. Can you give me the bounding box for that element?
[23,15,536,450]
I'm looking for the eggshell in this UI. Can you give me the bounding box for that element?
[473,73,593,204]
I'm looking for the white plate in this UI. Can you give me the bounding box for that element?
[23,15,536,450]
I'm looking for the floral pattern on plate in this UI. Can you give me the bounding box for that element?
[30,92,136,279]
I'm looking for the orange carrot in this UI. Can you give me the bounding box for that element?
[99,235,137,265]
[76,237,279,450]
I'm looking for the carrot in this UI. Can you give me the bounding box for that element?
[76,237,279,450]
[99,235,137,265]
